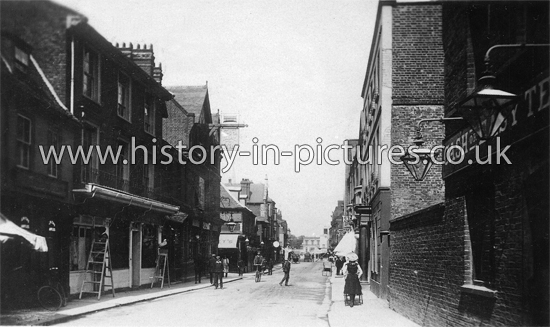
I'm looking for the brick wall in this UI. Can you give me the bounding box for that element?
[391,105,445,219]
[392,4,444,105]
[390,200,467,327]
[390,3,445,219]
[0,1,75,105]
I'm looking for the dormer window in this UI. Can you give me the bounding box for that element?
[14,46,29,71]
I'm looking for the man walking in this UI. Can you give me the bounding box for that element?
[279,255,291,286]
[194,256,202,284]
[214,255,224,289]
[208,254,216,284]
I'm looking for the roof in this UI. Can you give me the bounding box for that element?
[165,85,208,118]
[220,184,249,211]
[249,183,265,203]
[1,52,79,123]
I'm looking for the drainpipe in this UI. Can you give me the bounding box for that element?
[70,35,75,115]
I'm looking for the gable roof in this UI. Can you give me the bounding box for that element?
[166,85,208,119]
[220,184,255,215]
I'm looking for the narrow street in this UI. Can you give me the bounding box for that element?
[58,262,331,327]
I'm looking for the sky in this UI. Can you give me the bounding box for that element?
[55,0,379,237]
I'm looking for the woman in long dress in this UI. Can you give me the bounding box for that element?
[342,253,363,307]
[222,256,230,277]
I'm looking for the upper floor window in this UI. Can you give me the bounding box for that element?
[47,129,60,177]
[17,115,31,169]
[14,46,29,72]
[143,162,154,195]
[83,47,100,102]
[117,73,131,121]
[144,96,155,135]
[82,124,99,183]
[116,140,130,192]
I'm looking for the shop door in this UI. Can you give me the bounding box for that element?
[131,227,141,287]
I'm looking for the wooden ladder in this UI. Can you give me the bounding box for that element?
[79,237,115,300]
[150,251,170,289]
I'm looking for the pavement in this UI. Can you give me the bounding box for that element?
[1,264,419,327]
[327,273,420,327]
[0,273,245,326]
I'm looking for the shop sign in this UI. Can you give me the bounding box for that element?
[443,75,549,178]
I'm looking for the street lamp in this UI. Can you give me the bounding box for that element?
[455,44,550,140]
[226,215,237,232]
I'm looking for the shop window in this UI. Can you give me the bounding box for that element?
[70,225,104,271]
[142,224,158,268]
[110,219,129,269]
[17,115,31,169]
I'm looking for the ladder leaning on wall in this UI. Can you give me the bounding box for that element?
[79,233,115,300]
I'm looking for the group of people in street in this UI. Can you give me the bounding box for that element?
[191,250,361,305]
[193,254,230,288]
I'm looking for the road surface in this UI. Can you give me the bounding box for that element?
[59,261,331,327]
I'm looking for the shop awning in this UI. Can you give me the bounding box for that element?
[218,234,239,249]
[0,213,48,252]
[73,184,179,214]
[333,232,356,256]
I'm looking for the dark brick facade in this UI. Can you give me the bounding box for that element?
[390,1,549,326]
[392,4,445,105]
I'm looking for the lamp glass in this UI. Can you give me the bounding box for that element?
[401,147,434,181]
[457,87,517,140]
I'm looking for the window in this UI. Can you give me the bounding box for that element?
[117,73,131,121]
[144,96,155,135]
[143,162,154,195]
[14,46,29,71]
[83,47,100,101]
[116,141,129,191]
[465,174,495,288]
[81,124,99,183]
[141,224,158,268]
[47,129,60,177]
[70,224,104,271]
[17,115,31,168]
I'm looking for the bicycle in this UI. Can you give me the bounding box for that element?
[254,265,262,282]
[37,267,67,311]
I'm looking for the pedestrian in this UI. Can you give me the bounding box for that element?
[214,255,224,289]
[279,255,291,286]
[208,253,216,284]
[342,253,362,307]
[335,256,344,275]
[267,258,273,275]
[194,256,202,284]
[222,255,230,277]
[237,258,244,276]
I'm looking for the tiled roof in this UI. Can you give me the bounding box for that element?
[165,85,207,118]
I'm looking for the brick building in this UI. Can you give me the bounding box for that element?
[0,0,203,299]
[1,27,81,306]
[329,200,345,249]
[164,85,224,274]
[389,1,549,326]
[346,0,445,300]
